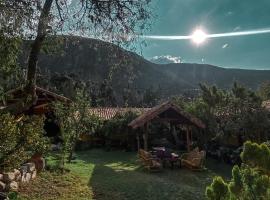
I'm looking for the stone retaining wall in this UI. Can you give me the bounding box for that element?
[0,156,45,193]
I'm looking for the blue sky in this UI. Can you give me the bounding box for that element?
[139,0,270,69]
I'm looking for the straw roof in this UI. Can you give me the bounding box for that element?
[128,101,206,129]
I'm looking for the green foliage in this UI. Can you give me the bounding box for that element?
[206,141,270,200]
[241,141,270,174]
[258,81,270,101]
[205,176,229,200]
[0,114,49,172]
[190,83,270,144]
[54,90,100,168]
[102,111,139,140]
[0,31,24,100]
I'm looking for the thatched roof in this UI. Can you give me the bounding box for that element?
[88,107,150,120]
[128,101,206,129]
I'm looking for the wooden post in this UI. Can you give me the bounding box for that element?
[143,123,148,151]
[186,126,191,152]
[190,127,193,146]
[171,123,180,147]
[136,132,140,151]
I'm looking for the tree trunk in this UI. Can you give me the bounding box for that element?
[25,0,54,97]
[1,0,54,114]
[67,143,75,163]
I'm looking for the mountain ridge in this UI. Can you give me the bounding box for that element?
[20,36,270,97]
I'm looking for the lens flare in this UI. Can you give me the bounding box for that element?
[142,28,270,43]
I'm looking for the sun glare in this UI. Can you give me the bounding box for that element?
[191,29,207,44]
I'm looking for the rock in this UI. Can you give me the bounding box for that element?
[31,170,37,179]
[13,169,21,177]
[21,163,35,173]
[8,181,18,192]
[0,181,6,192]
[0,174,3,181]
[0,191,7,200]
[20,165,28,174]
[26,163,36,172]
[3,172,15,183]
[21,173,31,183]
[16,174,22,182]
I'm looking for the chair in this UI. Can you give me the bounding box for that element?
[180,148,206,171]
[138,149,163,172]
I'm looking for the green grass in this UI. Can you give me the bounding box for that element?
[18,149,232,200]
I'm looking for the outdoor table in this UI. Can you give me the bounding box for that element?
[152,147,181,169]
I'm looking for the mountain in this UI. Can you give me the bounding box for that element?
[20,36,270,98]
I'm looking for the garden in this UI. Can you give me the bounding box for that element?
[18,149,232,200]
[1,1,270,199]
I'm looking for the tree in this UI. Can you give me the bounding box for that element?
[54,90,100,169]
[0,114,49,172]
[0,28,24,103]
[0,0,152,113]
[194,83,270,144]
[206,141,270,200]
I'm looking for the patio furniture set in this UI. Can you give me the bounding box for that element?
[138,147,206,172]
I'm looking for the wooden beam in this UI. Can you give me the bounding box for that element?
[143,123,149,151]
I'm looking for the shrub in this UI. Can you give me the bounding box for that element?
[206,141,270,200]
[0,113,49,172]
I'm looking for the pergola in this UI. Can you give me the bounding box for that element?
[128,101,206,152]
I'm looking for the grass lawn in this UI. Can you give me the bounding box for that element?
[18,149,232,200]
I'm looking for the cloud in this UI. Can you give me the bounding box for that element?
[222,43,229,48]
[233,26,241,31]
[150,55,181,64]
[226,11,233,16]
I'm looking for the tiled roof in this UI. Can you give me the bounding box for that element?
[88,107,150,120]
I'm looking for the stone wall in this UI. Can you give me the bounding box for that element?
[0,156,45,193]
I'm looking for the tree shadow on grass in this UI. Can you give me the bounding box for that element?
[89,164,218,200]
[81,150,229,200]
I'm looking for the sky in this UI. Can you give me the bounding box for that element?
[140,0,270,69]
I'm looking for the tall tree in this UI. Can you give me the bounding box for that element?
[0,0,152,113]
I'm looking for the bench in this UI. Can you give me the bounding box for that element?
[180,148,206,171]
[138,149,162,172]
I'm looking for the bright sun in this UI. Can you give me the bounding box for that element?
[191,29,207,44]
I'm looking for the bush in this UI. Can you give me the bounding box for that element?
[206,141,270,200]
[0,113,49,172]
